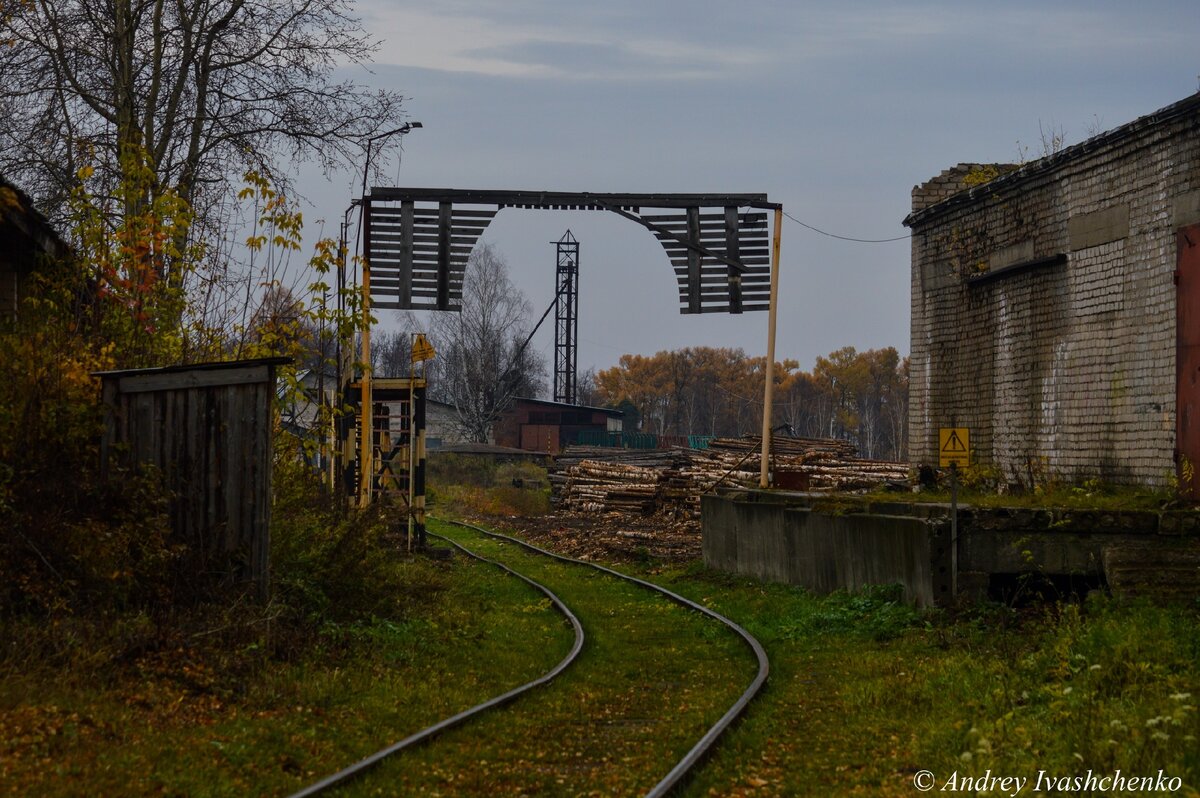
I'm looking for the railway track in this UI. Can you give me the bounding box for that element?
[290,520,769,797]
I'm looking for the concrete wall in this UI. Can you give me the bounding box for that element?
[702,494,937,607]
[906,95,1200,486]
[703,492,1200,604]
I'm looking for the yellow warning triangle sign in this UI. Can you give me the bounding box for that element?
[411,334,436,363]
[939,427,970,467]
[942,430,967,453]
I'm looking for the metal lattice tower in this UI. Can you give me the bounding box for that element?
[553,231,580,404]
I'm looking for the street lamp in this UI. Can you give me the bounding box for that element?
[357,120,421,507]
[361,121,422,197]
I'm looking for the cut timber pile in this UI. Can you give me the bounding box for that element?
[551,436,910,517]
[553,459,663,514]
[708,435,857,458]
[553,447,683,470]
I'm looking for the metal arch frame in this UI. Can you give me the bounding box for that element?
[360,188,777,315]
[353,188,784,500]
[366,187,776,209]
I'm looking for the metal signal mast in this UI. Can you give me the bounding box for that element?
[553,231,580,404]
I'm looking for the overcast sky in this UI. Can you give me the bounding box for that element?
[295,0,1198,378]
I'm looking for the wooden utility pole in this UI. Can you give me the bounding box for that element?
[759,207,783,489]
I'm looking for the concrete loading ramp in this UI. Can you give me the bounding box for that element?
[702,491,1200,606]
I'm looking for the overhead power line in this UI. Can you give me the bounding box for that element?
[782,211,911,243]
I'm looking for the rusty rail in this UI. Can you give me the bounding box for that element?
[446,520,769,798]
[287,531,584,798]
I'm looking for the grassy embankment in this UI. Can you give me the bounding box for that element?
[657,565,1200,797]
[0,465,569,797]
[0,552,564,796]
[2,454,1198,796]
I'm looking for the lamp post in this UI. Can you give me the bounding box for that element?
[358,121,422,506]
[361,121,423,197]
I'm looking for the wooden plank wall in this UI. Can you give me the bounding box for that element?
[100,361,281,598]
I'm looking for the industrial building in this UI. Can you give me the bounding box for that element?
[905,93,1200,493]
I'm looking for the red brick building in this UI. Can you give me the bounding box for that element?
[494,398,623,453]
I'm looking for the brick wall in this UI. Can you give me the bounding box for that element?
[906,95,1200,486]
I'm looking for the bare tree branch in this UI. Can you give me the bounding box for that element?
[0,0,406,254]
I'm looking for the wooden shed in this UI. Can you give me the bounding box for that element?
[97,358,289,597]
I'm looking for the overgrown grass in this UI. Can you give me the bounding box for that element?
[627,562,1200,797]
[342,520,753,796]
[427,454,551,518]
[0,544,571,796]
[5,458,1198,797]
[0,444,574,796]
[862,463,1180,511]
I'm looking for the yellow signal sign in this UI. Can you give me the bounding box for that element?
[939,427,970,468]
[411,334,436,363]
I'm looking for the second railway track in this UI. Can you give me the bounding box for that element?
[293,518,768,797]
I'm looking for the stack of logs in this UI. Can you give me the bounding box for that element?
[550,436,910,517]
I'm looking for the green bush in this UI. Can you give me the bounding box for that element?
[427,453,497,487]
[774,584,924,642]
[270,445,437,626]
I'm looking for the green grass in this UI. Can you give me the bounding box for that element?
[624,563,1200,798]
[427,455,552,518]
[0,553,571,797]
[340,520,753,796]
[4,516,1199,797]
[855,469,1177,513]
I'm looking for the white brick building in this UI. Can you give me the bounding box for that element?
[905,93,1200,489]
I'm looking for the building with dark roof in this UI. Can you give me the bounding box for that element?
[0,174,68,320]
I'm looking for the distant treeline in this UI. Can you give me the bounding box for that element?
[589,346,908,462]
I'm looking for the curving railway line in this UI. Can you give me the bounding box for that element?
[289,520,769,797]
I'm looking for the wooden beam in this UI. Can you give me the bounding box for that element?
[368,187,777,210]
[436,202,452,310]
[760,207,783,489]
[687,206,701,313]
[116,365,274,394]
[399,200,414,307]
[725,206,743,314]
[600,203,751,274]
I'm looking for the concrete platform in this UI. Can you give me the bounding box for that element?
[702,490,1200,606]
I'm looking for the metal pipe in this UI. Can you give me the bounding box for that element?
[359,255,372,506]
[356,124,420,505]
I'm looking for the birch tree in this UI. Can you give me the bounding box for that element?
[413,244,546,443]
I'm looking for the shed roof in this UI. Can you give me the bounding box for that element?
[94,356,292,380]
[0,173,69,268]
[512,396,624,418]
